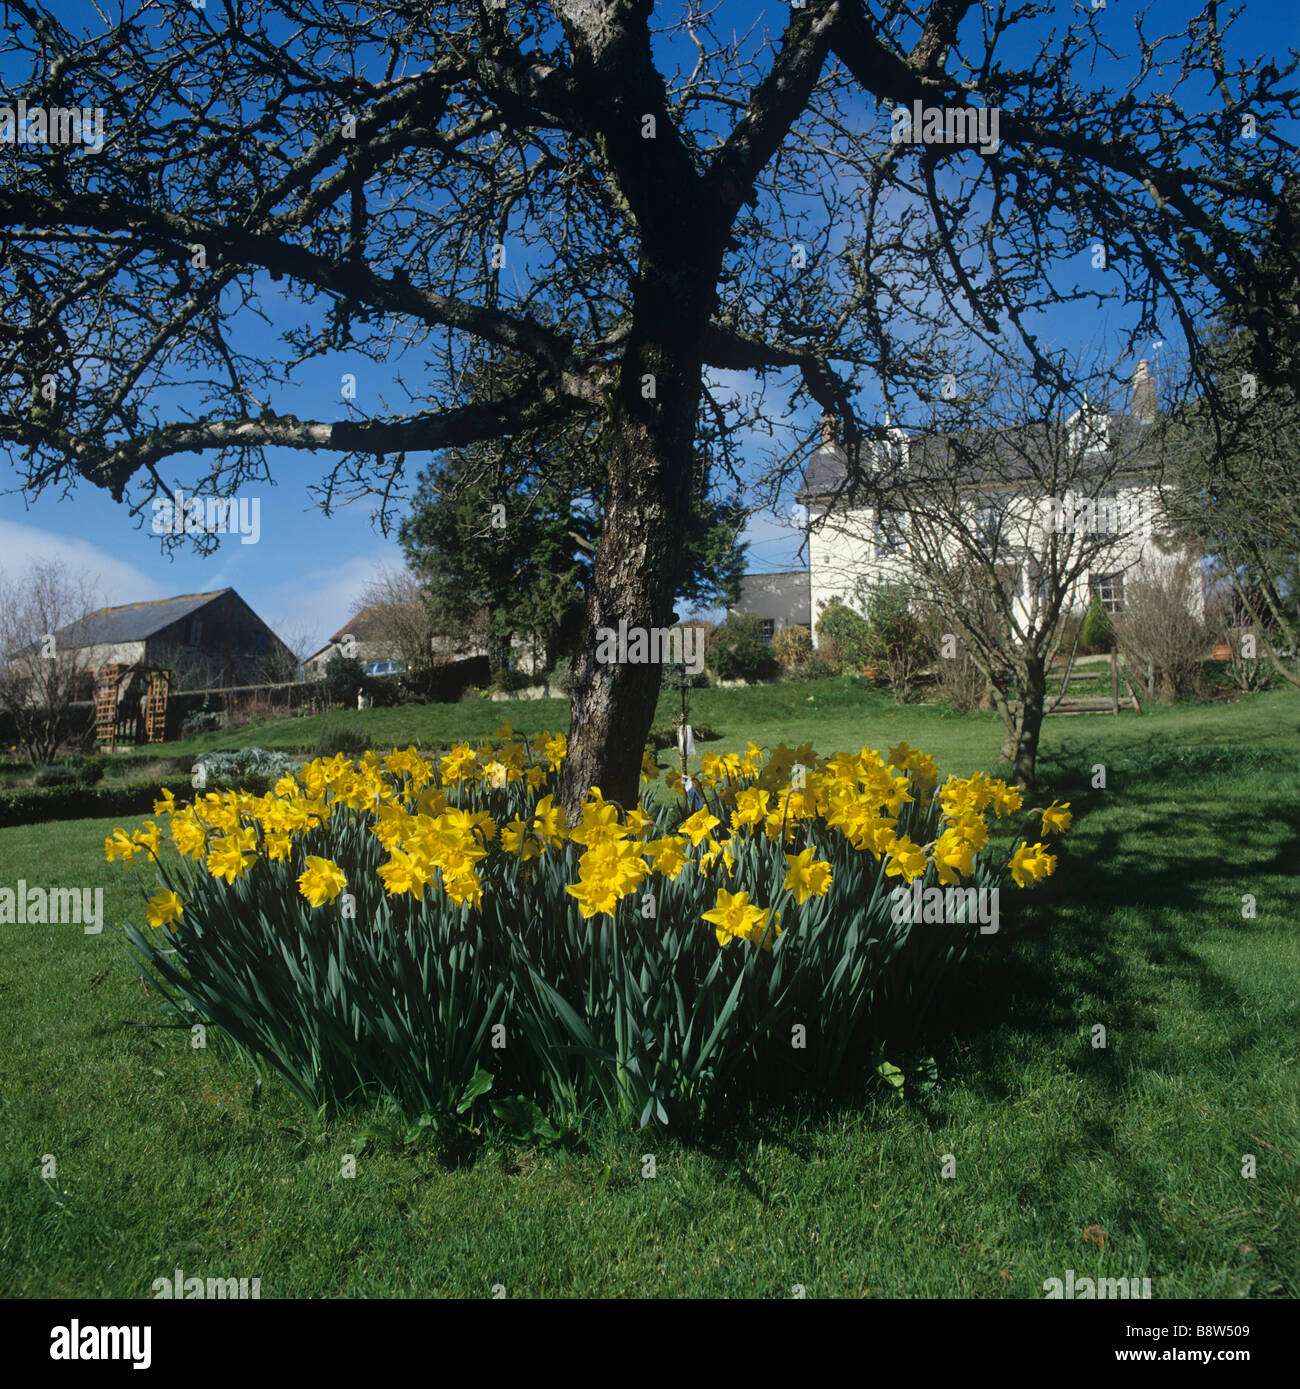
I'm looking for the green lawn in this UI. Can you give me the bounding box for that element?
[0,685,1296,1297]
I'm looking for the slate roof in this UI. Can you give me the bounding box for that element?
[51,590,230,648]
[798,414,1159,505]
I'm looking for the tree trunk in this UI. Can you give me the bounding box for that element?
[989,675,1018,763]
[1009,656,1047,790]
[560,280,708,820]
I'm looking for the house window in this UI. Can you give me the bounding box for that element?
[760,619,775,646]
[253,632,269,653]
[976,497,1010,554]
[874,507,905,557]
[1090,573,1125,613]
[187,618,204,645]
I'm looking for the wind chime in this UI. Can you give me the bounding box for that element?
[670,661,704,812]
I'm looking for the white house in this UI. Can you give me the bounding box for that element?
[798,362,1204,638]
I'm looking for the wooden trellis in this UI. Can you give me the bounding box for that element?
[144,669,171,743]
[93,664,128,751]
[93,663,173,748]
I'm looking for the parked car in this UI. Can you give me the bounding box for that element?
[363,660,407,677]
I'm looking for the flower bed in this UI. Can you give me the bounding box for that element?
[111,726,1068,1129]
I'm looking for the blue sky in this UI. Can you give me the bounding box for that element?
[1,0,1296,650]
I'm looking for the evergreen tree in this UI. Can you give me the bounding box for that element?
[400,358,746,677]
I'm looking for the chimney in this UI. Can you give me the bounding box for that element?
[820,413,837,447]
[1130,359,1156,423]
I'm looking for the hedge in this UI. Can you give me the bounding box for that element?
[0,777,194,829]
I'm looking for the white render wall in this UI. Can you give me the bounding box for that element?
[808,478,1201,644]
[66,640,148,670]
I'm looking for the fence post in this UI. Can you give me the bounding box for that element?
[1111,650,1119,715]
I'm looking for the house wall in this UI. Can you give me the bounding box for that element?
[729,572,811,633]
[808,508,876,644]
[143,592,292,685]
[305,637,395,676]
[809,479,1202,639]
[69,640,148,670]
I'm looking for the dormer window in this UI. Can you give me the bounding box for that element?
[1068,396,1110,457]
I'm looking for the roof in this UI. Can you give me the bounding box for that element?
[798,413,1158,505]
[51,589,231,648]
[327,606,387,644]
[302,605,412,667]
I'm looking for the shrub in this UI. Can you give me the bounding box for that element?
[770,624,813,669]
[927,621,986,713]
[320,651,366,706]
[192,747,300,794]
[861,585,934,703]
[0,777,192,828]
[706,614,779,683]
[1203,588,1271,694]
[1112,557,1209,703]
[34,764,78,787]
[1079,598,1114,653]
[785,656,837,681]
[363,674,404,708]
[116,735,1069,1130]
[314,726,372,759]
[547,657,573,695]
[814,599,873,674]
[181,705,220,738]
[490,666,534,693]
[74,755,107,786]
[660,655,710,691]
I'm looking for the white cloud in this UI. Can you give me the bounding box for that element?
[0,519,168,607]
[259,546,404,653]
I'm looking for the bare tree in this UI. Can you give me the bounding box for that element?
[254,620,320,684]
[1158,311,1300,690]
[0,1,1294,812]
[1112,553,1208,703]
[357,565,449,676]
[0,561,103,763]
[1204,567,1271,693]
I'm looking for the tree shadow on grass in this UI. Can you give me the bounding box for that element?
[667,758,1298,1175]
[917,777,1298,1126]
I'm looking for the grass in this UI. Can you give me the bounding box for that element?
[0,684,1296,1297]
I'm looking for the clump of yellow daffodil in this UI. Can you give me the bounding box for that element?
[109,731,1064,955]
